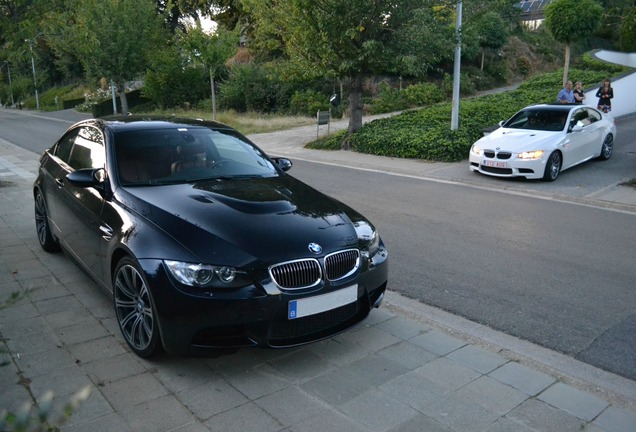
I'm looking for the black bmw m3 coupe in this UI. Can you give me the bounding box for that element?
[34,116,388,357]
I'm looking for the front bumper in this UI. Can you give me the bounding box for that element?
[468,153,546,180]
[138,247,388,355]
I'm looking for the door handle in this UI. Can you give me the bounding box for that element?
[55,178,64,187]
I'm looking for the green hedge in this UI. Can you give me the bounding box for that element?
[308,67,621,161]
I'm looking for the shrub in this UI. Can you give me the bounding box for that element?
[289,89,330,116]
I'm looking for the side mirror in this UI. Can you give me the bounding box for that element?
[272,158,293,172]
[571,124,584,133]
[67,168,106,187]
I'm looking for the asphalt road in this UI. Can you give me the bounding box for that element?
[2,109,635,381]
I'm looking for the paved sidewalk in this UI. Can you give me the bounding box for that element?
[1,113,635,432]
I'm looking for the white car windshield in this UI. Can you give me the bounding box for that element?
[503,109,569,132]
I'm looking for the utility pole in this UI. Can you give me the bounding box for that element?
[26,35,42,110]
[451,0,462,130]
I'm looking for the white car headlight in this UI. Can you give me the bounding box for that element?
[517,150,544,160]
[471,144,484,156]
[164,260,250,288]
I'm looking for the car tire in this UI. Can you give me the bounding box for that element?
[598,134,613,160]
[34,191,60,252]
[113,257,162,358]
[543,151,561,182]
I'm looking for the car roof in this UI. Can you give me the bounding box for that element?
[73,115,236,133]
[522,104,577,113]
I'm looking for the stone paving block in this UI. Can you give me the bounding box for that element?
[418,393,501,432]
[44,307,95,330]
[149,357,218,394]
[166,421,211,432]
[10,258,54,281]
[340,352,410,387]
[593,405,636,432]
[79,351,147,384]
[24,276,70,302]
[379,371,452,411]
[336,324,403,353]
[118,394,199,432]
[1,243,38,264]
[256,386,331,427]
[220,362,291,400]
[364,306,396,325]
[34,294,82,316]
[306,337,371,365]
[301,368,373,405]
[414,357,481,391]
[6,322,63,356]
[456,375,528,415]
[447,344,507,374]
[29,364,93,400]
[53,386,113,428]
[488,361,556,396]
[506,398,587,431]
[66,335,127,365]
[339,388,419,432]
[205,402,283,432]
[62,412,133,432]
[177,377,248,420]
[538,381,609,421]
[410,329,466,356]
[16,346,75,378]
[0,299,40,324]
[374,315,431,340]
[266,347,333,381]
[386,413,454,432]
[481,416,535,432]
[56,318,111,346]
[377,340,438,370]
[0,376,31,413]
[100,372,169,412]
[290,409,368,432]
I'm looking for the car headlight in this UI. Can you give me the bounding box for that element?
[471,144,483,156]
[517,150,544,160]
[354,221,380,256]
[164,260,251,288]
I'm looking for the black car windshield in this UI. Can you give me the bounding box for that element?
[115,127,279,186]
[502,109,569,132]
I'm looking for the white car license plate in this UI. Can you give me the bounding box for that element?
[288,285,358,320]
[483,160,507,168]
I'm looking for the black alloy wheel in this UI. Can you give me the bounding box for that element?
[34,191,60,252]
[598,134,614,160]
[543,152,562,182]
[114,257,162,358]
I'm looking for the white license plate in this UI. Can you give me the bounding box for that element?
[483,160,507,168]
[288,285,358,320]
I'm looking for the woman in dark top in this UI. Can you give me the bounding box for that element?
[573,81,585,105]
[596,79,614,113]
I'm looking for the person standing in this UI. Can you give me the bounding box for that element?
[557,80,575,104]
[573,81,585,105]
[596,79,614,113]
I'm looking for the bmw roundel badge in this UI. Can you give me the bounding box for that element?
[308,243,322,254]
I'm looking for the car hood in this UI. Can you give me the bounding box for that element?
[118,175,363,265]
[477,128,562,151]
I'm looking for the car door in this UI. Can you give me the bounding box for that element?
[582,108,605,158]
[56,126,107,281]
[563,108,597,169]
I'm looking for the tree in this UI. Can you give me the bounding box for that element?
[472,12,508,70]
[47,0,165,114]
[619,6,636,51]
[544,0,603,86]
[242,0,452,149]
[180,23,239,119]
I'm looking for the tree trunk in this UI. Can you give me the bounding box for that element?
[480,48,485,71]
[118,85,129,115]
[344,74,364,150]
[562,43,571,87]
[210,68,216,121]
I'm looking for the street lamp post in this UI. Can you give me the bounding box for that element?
[1,61,14,107]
